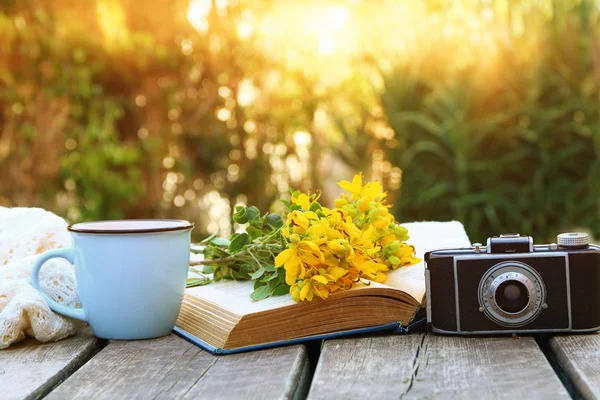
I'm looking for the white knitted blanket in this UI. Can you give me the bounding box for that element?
[0,207,81,349]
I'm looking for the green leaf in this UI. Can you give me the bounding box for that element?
[266,213,284,228]
[246,206,260,223]
[199,233,217,244]
[262,271,279,282]
[201,265,214,274]
[238,264,251,279]
[277,267,286,285]
[280,199,292,209]
[272,285,290,296]
[206,237,230,247]
[309,202,322,212]
[251,266,265,280]
[251,284,271,301]
[186,276,212,287]
[246,225,263,240]
[228,233,249,253]
[263,264,276,272]
[233,206,248,224]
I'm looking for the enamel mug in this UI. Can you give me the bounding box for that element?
[30,220,193,340]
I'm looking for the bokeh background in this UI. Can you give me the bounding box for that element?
[2,0,600,242]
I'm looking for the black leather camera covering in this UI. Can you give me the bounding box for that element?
[428,256,458,331]
[569,252,600,329]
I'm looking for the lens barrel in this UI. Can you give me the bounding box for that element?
[478,261,546,327]
[494,280,530,313]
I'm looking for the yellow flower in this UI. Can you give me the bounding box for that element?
[306,217,342,241]
[380,232,398,246]
[358,196,371,212]
[275,240,324,285]
[359,259,389,283]
[299,280,314,301]
[283,210,318,235]
[290,279,318,301]
[290,269,350,302]
[310,275,331,299]
[361,181,386,202]
[338,173,364,200]
[373,215,392,230]
[292,192,311,210]
[327,265,348,281]
[290,283,301,302]
[338,173,387,202]
[324,208,349,227]
[291,190,321,211]
[390,243,421,268]
[361,224,380,242]
[333,194,349,208]
[327,239,347,254]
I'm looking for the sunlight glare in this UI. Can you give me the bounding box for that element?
[237,79,258,107]
[96,0,128,48]
[328,5,350,31]
[188,0,212,32]
[293,131,312,147]
[318,38,335,55]
[237,21,254,39]
[216,108,231,121]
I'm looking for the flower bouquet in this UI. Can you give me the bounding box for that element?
[188,173,420,302]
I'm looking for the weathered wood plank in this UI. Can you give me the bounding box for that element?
[308,334,569,400]
[550,333,600,399]
[46,334,310,400]
[0,328,103,400]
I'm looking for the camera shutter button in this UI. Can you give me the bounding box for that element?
[557,232,590,248]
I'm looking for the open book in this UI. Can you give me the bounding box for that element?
[175,221,470,354]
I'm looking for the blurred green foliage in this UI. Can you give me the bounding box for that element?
[1,0,600,243]
[380,0,600,241]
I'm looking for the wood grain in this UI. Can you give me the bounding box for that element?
[0,328,102,400]
[308,334,569,400]
[46,334,310,400]
[550,333,600,399]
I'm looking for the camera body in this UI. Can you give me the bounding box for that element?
[425,233,600,334]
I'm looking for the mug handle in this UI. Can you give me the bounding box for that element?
[30,248,87,322]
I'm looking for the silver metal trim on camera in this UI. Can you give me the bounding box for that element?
[477,261,546,327]
[424,243,600,261]
[425,268,432,324]
[451,252,572,333]
[431,326,600,335]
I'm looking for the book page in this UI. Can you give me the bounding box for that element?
[186,274,396,316]
[186,279,297,316]
[383,221,471,301]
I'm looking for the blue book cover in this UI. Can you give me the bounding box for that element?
[174,317,426,355]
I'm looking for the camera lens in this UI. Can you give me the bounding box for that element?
[478,261,545,327]
[494,280,530,313]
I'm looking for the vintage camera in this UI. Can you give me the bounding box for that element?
[425,233,600,334]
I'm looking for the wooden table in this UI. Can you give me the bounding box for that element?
[3,327,600,399]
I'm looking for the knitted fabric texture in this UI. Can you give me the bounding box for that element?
[0,207,81,349]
